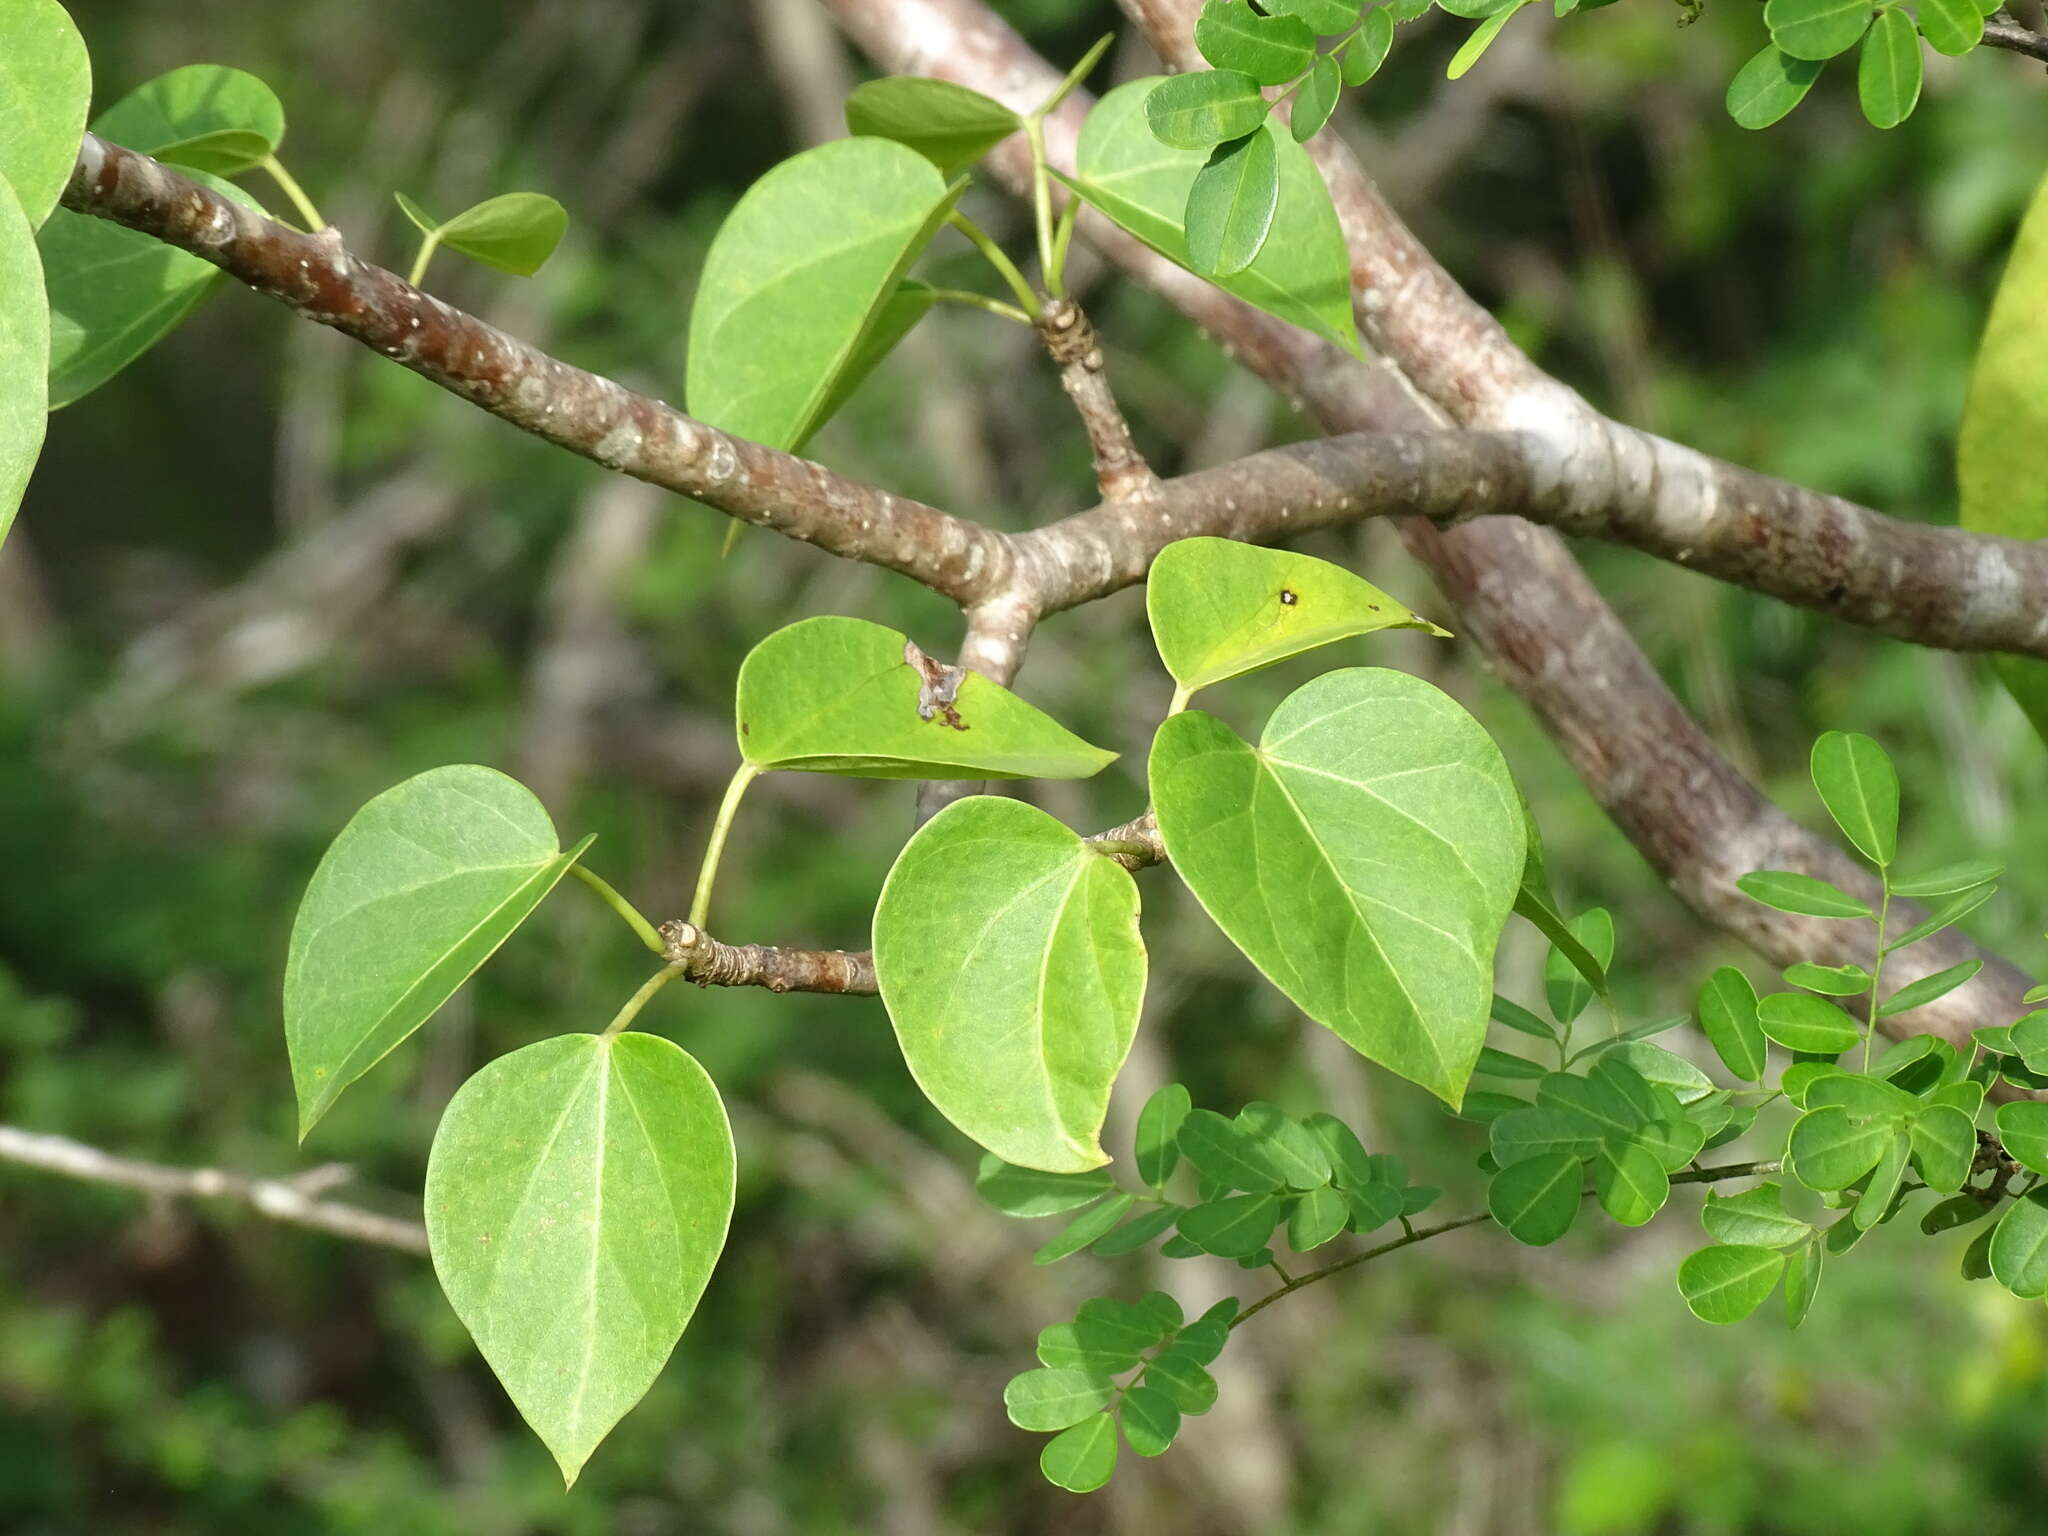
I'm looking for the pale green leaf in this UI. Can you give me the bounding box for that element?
[1783,961,1872,996]
[432,192,566,276]
[1150,668,1523,1105]
[284,765,591,1137]
[1784,1236,1823,1328]
[1136,1083,1192,1187]
[1286,1184,1349,1249]
[1544,907,1613,1026]
[424,1032,734,1486]
[0,178,47,552]
[1889,859,2001,897]
[92,64,285,174]
[1005,1367,1115,1431]
[1878,959,1981,1018]
[1809,731,1898,864]
[0,0,90,226]
[1766,0,1874,58]
[845,76,1022,175]
[1725,46,1823,130]
[1917,0,1983,54]
[1593,1139,1669,1226]
[1340,9,1395,85]
[1996,1100,2048,1174]
[1448,0,1534,80]
[1678,1244,1784,1323]
[1039,1412,1117,1492]
[1119,1385,1181,1456]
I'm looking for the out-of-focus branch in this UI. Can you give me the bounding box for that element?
[0,1124,428,1254]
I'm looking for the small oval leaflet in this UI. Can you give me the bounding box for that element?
[735,615,1115,779]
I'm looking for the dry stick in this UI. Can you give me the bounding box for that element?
[0,1124,429,1254]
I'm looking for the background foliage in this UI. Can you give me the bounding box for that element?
[8,0,2048,1529]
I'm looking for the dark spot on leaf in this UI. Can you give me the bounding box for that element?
[1279,589,1297,606]
[740,723,750,735]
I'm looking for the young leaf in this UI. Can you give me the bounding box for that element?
[1756,993,1861,1055]
[423,192,567,276]
[1877,959,1981,1018]
[1990,1190,2048,1299]
[1291,54,1342,141]
[1678,1244,1785,1324]
[1725,45,1824,129]
[1488,1151,1583,1245]
[1062,78,1361,354]
[1916,0,1983,52]
[1889,884,1995,950]
[0,180,47,552]
[1447,0,1534,80]
[1544,908,1614,1026]
[1783,961,1872,996]
[1765,0,1875,59]
[1119,1385,1182,1457]
[1594,1140,1669,1227]
[1493,993,1558,1041]
[1996,1100,2048,1173]
[1856,8,1922,129]
[1475,1046,1547,1081]
[687,137,961,454]
[0,0,89,227]
[1035,1194,1140,1263]
[92,64,285,176]
[1185,129,1279,277]
[1194,0,1318,83]
[1287,1185,1350,1250]
[1604,1041,1716,1104]
[1702,1183,1809,1248]
[1909,1104,1974,1194]
[1784,1238,1823,1328]
[1340,9,1396,85]
[423,1032,734,1486]
[284,766,592,1137]
[1735,870,1873,919]
[1143,70,1269,150]
[1039,1412,1118,1492]
[1146,537,1446,694]
[875,796,1143,1173]
[736,617,1115,779]
[1889,859,2001,897]
[844,77,1022,175]
[1005,1368,1116,1431]
[1151,669,1524,1107]
[975,1155,1115,1217]
[1787,1104,1892,1190]
[1809,731,1898,865]
[1136,1083,1193,1187]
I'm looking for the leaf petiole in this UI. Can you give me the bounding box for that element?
[568,864,666,955]
[407,229,441,288]
[259,154,324,232]
[690,763,762,930]
[600,962,685,1040]
[946,211,1041,318]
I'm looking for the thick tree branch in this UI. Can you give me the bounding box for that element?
[0,1124,428,1253]
[59,133,1012,607]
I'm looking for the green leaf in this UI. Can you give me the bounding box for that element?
[1788,1104,1892,1191]
[1178,1193,1284,1258]
[424,1032,733,1486]
[92,64,285,175]
[1402,1184,1441,1215]
[1725,45,1823,129]
[1909,1104,1975,1194]
[1120,1385,1182,1457]
[1736,870,1873,919]
[1145,538,1445,695]
[1784,1237,1823,1328]
[844,77,1021,175]
[1594,1139,1669,1227]
[1036,1303,1156,1374]
[1809,731,1898,865]
[1538,1069,1643,1139]
[1930,1079,1985,1118]
[1756,993,1861,1055]
[1039,1412,1117,1492]
[1177,1108,1289,1191]
[1889,884,1994,950]
[1991,1190,2048,1298]
[1136,1083,1192,1187]
[1490,1108,1599,1164]
[1783,961,1872,996]
[1878,960,1981,1018]
[1265,0,1364,31]
[1515,810,1609,1000]
[1703,1183,1810,1248]
[1287,1185,1350,1250]
[1062,77,1361,354]
[1447,0,1534,80]
[1605,1041,1715,1105]
[1291,54,1342,141]
[1185,128,1279,277]
[1303,1112,1376,1187]
[1962,1224,1996,1281]
[1856,8,1922,128]
[0,0,89,227]
[1345,1180,1404,1233]
[686,137,961,453]
[284,766,591,1137]
[1035,1194,1140,1264]
[975,1155,1115,1217]
[1545,909,1614,1026]
[421,192,567,277]
[1339,10,1395,85]
[1090,1204,1185,1256]
[736,617,1115,779]
[1890,860,2001,898]
[1194,0,1318,82]
[1678,1244,1785,1323]
[1802,1070,1918,1118]
[1766,0,1874,58]
[0,178,46,551]
[1997,1100,2048,1173]
[1781,1063,1841,1107]
[1006,1367,1116,1432]
[1235,1102,1332,1189]
[1150,669,1524,1106]
[1475,1046,1547,1081]
[1488,1152,1583,1246]
[1852,1129,1910,1229]
[1916,0,1984,52]
[876,795,1142,1172]
[39,166,260,409]
[1632,1117,1707,1175]
[1921,1194,1993,1235]
[1143,70,1269,150]
[1492,994,1558,1041]
[1144,1347,1220,1414]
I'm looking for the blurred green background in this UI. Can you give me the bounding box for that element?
[7,0,2048,1530]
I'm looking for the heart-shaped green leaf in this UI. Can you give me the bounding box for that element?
[284,765,592,1136]
[845,77,1021,175]
[1678,1244,1784,1323]
[1961,168,2048,749]
[424,1031,734,1486]
[1151,668,1523,1105]
[0,179,47,551]
[1145,537,1447,693]
[874,795,1144,1172]
[1062,77,1361,355]
[687,136,962,453]
[735,616,1115,779]
[404,191,567,276]
[93,64,285,175]
[0,0,90,227]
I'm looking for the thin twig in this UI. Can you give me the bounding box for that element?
[1037,297,1158,503]
[1986,16,2048,64]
